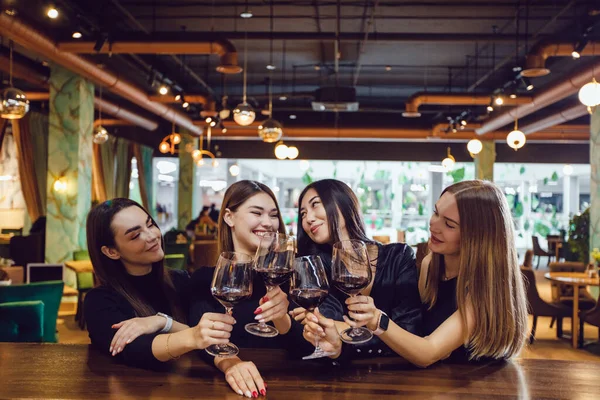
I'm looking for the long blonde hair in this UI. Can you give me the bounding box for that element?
[422,180,527,360]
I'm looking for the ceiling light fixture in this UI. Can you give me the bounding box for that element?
[191,125,218,168]
[229,164,240,177]
[72,31,82,39]
[158,85,169,95]
[0,41,29,120]
[494,96,504,106]
[258,76,284,143]
[93,85,108,144]
[441,147,455,171]
[467,139,483,156]
[233,23,256,126]
[506,117,526,151]
[159,122,181,154]
[579,77,600,114]
[47,7,58,19]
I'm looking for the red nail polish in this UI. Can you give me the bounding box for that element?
[254,308,263,315]
[252,391,258,398]
[260,389,266,396]
[263,296,270,302]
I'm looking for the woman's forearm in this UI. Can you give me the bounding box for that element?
[170,321,190,333]
[376,321,443,367]
[151,328,196,362]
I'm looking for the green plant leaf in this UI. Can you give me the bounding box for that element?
[551,171,559,181]
[543,177,549,185]
[519,166,526,175]
[514,201,524,218]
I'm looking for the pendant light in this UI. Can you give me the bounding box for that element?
[578,43,600,114]
[467,138,483,156]
[441,147,455,171]
[233,19,255,126]
[93,85,109,144]
[0,41,29,120]
[506,118,526,151]
[258,76,283,143]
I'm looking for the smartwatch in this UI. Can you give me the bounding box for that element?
[156,312,173,333]
[373,311,389,336]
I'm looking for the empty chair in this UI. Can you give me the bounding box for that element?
[532,236,552,269]
[579,300,600,345]
[521,267,571,344]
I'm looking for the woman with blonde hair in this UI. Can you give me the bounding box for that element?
[304,179,528,366]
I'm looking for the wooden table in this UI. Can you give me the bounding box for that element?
[2,344,600,399]
[547,237,563,262]
[64,260,94,274]
[545,272,600,348]
[0,233,13,245]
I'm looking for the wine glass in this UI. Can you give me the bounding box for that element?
[206,251,254,357]
[290,255,336,360]
[245,232,296,337]
[331,239,374,344]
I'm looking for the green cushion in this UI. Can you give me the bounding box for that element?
[76,272,94,290]
[0,300,44,342]
[73,250,90,261]
[0,281,63,343]
[164,254,186,271]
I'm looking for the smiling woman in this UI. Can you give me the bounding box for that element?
[84,199,237,371]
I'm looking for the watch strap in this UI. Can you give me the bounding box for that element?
[373,311,389,336]
[156,312,173,333]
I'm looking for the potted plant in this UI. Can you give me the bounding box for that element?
[568,208,589,263]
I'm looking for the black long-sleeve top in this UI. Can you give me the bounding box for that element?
[84,269,189,370]
[319,242,423,359]
[188,266,344,359]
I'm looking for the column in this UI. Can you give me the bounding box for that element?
[563,175,580,221]
[474,140,496,181]
[590,107,600,254]
[428,171,443,213]
[177,132,197,230]
[46,65,94,263]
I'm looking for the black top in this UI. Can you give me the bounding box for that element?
[188,266,343,359]
[422,275,471,362]
[84,269,190,370]
[321,242,423,359]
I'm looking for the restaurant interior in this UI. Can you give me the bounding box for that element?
[1,0,600,397]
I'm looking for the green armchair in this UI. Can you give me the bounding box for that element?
[0,281,64,342]
[0,300,44,342]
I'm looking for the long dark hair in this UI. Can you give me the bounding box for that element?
[296,179,373,256]
[86,198,186,323]
[218,180,286,254]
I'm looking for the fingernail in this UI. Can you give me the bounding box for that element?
[255,314,263,321]
[310,315,318,323]
[260,389,266,396]
[126,339,131,344]
[112,351,116,356]
[237,390,244,396]
[245,391,252,398]
[263,296,270,302]
[118,347,122,353]
[259,319,265,323]
[252,391,258,398]
[109,347,113,352]
[254,308,263,315]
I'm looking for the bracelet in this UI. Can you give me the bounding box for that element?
[166,333,180,360]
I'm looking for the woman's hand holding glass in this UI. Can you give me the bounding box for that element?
[254,286,290,326]
[344,295,381,332]
[302,308,343,359]
[191,312,236,350]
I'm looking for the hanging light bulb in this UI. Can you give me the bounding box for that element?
[0,42,29,120]
[441,147,455,171]
[258,119,283,143]
[212,159,219,168]
[172,133,181,144]
[507,119,526,150]
[234,24,256,126]
[563,164,574,176]
[93,125,109,144]
[467,139,483,156]
[229,164,240,177]
[274,141,289,160]
[494,96,504,106]
[159,141,170,154]
[287,146,299,160]
[578,77,600,114]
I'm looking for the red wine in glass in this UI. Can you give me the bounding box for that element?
[206,252,253,357]
[245,233,296,338]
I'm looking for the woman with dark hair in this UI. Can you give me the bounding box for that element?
[293,179,422,359]
[189,180,318,397]
[304,180,528,366]
[84,198,235,370]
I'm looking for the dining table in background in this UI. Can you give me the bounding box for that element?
[1,343,600,399]
[545,271,600,348]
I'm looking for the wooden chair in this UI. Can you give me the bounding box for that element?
[532,236,552,269]
[521,267,571,344]
[548,261,596,311]
[192,240,219,271]
[579,300,600,345]
[373,235,390,244]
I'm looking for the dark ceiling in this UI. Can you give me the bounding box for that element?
[1,0,599,149]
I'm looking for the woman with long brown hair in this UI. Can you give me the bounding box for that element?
[84,198,235,370]
[188,180,313,398]
[304,179,528,366]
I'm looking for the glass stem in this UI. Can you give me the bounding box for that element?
[260,285,275,327]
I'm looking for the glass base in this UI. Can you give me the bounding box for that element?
[340,327,373,345]
[205,343,239,357]
[245,322,279,338]
[302,348,337,360]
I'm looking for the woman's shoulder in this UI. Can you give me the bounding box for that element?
[379,242,415,267]
[168,269,190,286]
[84,285,127,310]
